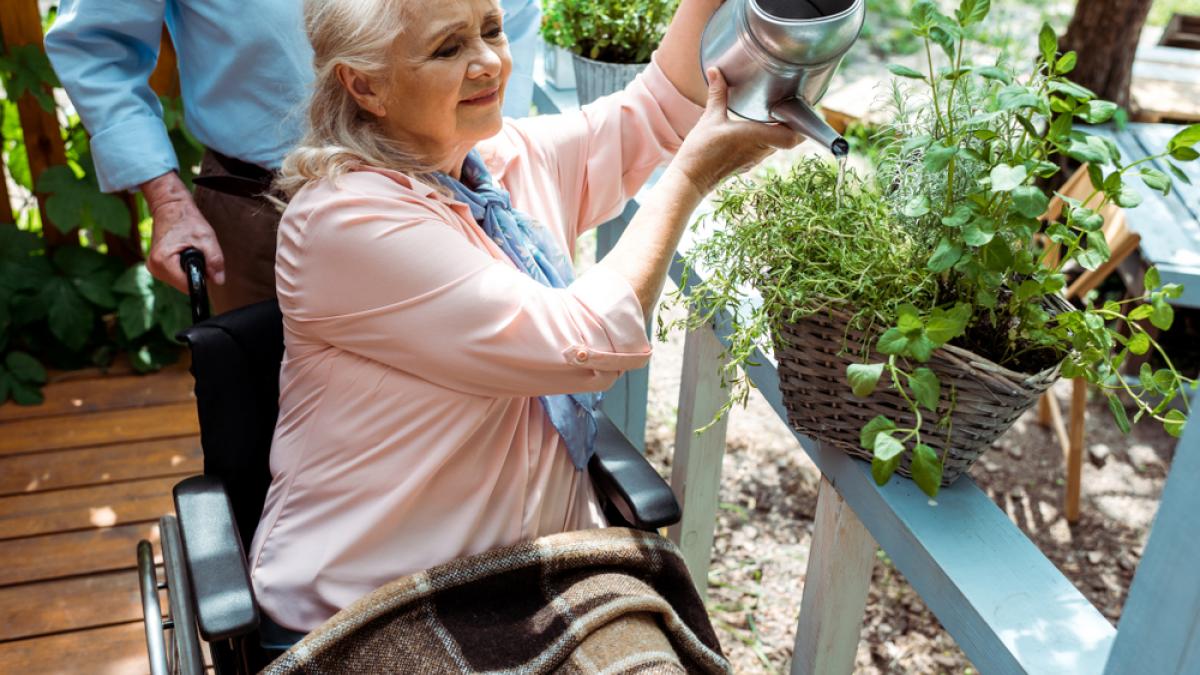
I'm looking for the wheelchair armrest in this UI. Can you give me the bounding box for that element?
[588,413,681,531]
[173,475,260,641]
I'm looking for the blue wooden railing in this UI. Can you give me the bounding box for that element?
[531,49,1197,674]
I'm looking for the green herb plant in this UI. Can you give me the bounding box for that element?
[665,0,1200,498]
[0,38,196,405]
[539,0,679,64]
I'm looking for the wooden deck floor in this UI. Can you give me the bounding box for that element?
[0,359,201,674]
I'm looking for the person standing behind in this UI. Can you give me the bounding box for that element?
[44,0,542,314]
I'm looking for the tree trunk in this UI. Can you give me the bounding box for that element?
[1059,0,1153,110]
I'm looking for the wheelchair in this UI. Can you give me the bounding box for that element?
[137,248,684,674]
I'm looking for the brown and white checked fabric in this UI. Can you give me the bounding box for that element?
[262,528,730,674]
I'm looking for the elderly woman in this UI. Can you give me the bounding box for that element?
[249,0,799,639]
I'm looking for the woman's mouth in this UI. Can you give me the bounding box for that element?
[460,87,500,106]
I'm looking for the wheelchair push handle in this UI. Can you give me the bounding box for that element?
[179,247,211,324]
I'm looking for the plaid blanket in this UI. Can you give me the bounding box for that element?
[263,528,730,674]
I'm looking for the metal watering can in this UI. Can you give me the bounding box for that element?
[701,0,867,156]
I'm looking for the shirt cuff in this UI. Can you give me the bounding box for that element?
[567,266,653,371]
[88,114,180,193]
[642,53,706,143]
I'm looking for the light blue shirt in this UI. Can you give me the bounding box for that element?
[44,0,542,194]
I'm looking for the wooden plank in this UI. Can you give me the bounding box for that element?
[790,477,876,675]
[0,621,157,675]
[0,476,179,540]
[0,0,73,247]
[0,435,201,496]
[0,568,156,641]
[1065,378,1087,523]
[666,323,731,600]
[1104,409,1200,674]
[0,521,160,586]
[0,368,193,422]
[0,402,199,457]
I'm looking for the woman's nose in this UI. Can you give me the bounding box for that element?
[467,41,503,79]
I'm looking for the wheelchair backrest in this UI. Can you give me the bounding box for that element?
[179,300,284,550]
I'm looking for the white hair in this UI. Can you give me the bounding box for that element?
[275,0,439,199]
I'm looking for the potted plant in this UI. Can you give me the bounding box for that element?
[539,0,679,105]
[664,0,1200,498]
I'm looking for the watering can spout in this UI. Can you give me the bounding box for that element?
[769,98,848,157]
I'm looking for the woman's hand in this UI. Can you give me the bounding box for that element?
[671,68,804,195]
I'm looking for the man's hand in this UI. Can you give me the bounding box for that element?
[140,171,226,293]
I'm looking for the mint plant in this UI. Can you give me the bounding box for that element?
[665,0,1199,497]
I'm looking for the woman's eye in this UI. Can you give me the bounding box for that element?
[484,26,503,39]
[434,42,461,58]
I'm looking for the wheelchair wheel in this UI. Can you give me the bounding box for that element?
[139,515,206,675]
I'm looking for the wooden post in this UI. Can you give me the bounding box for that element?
[790,477,876,675]
[1065,377,1086,522]
[667,322,730,599]
[1103,409,1200,673]
[0,0,71,246]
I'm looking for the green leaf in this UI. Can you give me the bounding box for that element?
[1139,167,1171,194]
[955,0,990,26]
[1038,23,1058,65]
[1048,79,1095,101]
[1170,146,1200,162]
[908,367,941,412]
[925,303,971,344]
[5,351,46,384]
[1055,51,1077,74]
[941,205,973,228]
[877,328,909,356]
[1167,123,1200,153]
[1168,162,1192,185]
[897,303,923,335]
[860,415,898,450]
[874,432,905,462]
[114,264,156,297]
[1129,304,1154,321]
[1164,409,1186,438]
[1115,184,1143,208]
[902,194,931,218]
[1144,266,1161,291]
[980,237,1014,272]
[6,375,44,406]
[1150,298,1174,330]
[928,238,963,273]
[1127,332,1150,355]
[888,64,926,80]
[40,278,94,351]
[911,443,943,498]
[1077,100,1118,124]
[990,164,1027,192]
[872,453,902,487]
[1011,185,1050,218]
[118,294,155,340]
[907,335,936,362]
[1066,136,1110,164]
[924,143,958,172]
[996,85,1041,111]
[1163,283,1184,300]
[847,363,885,398]
[963,219,995,246]
[975,65,1011,84]
[1106,395,1131,434]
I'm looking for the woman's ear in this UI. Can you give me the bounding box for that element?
[335,63,387,117]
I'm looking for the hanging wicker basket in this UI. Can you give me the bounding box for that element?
[774,303,1066,486]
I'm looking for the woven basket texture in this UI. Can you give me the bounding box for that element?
[775,306,1062,485]
[571,54,647,105]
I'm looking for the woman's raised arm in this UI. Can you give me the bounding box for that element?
[655,0,724,106]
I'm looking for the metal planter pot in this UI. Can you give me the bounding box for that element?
[571,53,648,106]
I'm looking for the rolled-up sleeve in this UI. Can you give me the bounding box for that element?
[500,52,704,238]
[278,189,652,399]
[45,0,178,193]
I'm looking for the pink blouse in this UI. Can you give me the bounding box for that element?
[249,57,704,632]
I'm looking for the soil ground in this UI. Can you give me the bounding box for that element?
[641,294,1180,674]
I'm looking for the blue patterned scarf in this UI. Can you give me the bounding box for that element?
[436,150,602,471]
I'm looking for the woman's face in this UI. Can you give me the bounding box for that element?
[379,0,511,172]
